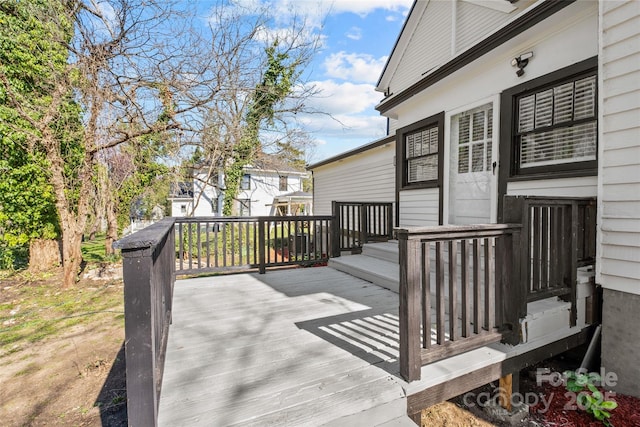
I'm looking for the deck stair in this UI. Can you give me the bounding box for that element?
[329,241,400,293]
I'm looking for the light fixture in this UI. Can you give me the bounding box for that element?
[511,52,533,77]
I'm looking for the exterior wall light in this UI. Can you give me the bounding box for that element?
[511,52,533,77]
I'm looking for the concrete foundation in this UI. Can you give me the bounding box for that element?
[601,288,640,398]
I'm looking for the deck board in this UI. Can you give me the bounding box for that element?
[158,267,407,426]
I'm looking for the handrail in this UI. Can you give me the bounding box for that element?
[113,217,176,427]
[332,201,394,255]
[396,223,522,381]
[174,215,334,275]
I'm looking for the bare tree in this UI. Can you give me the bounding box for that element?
[0,0,321,287]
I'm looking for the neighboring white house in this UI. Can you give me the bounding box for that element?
[169,165,311,217]
[309,0,640,397]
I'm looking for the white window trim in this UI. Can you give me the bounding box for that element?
[443,95,500,225]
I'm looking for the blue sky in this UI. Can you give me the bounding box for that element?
[299,1,413,163]
[197,0,414,163]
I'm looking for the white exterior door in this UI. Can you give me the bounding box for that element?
[448,103,497,224]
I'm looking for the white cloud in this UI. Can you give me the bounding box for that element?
[346,26,362,40]
[305,80,382,115]
[322,52,387,84]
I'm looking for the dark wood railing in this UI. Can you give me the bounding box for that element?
[175,216,333,275]
[397,224,521,381]
[113,218,176,427]
[332,201,393,254]
[503,196,596,326]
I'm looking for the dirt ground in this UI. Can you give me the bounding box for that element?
[0,272,127,426]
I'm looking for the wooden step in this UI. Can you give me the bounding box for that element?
[329,255,400,293]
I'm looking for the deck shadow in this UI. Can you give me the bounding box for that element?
[94,343,127,426]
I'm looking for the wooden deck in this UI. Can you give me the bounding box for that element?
[158,264,591,426]
[158,267,411,426]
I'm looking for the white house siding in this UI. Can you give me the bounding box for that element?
[391,2,597,228]
[387,2,598,129]
[311,144,395,216]
[387,0,452,96]
[399,188,439,227]
[597,0,640,295]
[239,171,305,217]
[506,176,598,198]
[455,0,528,54]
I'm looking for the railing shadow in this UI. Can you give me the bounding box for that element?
[94,342,127,426]
[253,268,401,377]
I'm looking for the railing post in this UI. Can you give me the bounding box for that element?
[121,247,158,426]
[502,196,529,319]
[331,201,340,257]
[114,218,177,427]
[258,219,266,274]
[360,204,368,245]
[398,231,421,381]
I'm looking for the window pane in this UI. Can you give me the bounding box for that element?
[520,121,597,168]
[554,82,574,124]
[487,108,493,138]
[458,115,470,145]
[472,111,485,141]
[407,133,415,158]
[472,143,485,172]
[458,146,469,173]
[535,89,553,128]
[574,75,596,119]
[518,95,535,132]
[429,127,438,153]
[408,155,438,182]
[486,139,492,171]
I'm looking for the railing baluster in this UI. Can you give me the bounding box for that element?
[449,240,458,341]
[532,207,540,293]
[541,207,549,291]
[422,241,431,349]
[436,241,445,345]
[222,223,227,267]
[461,240,471,338]
[196,222,201,269]
[484,237,495,331]
[206,222,210,268]
[214,223,219,268]
[188,222,193,270]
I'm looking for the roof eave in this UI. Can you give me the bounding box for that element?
[376,0,575,114]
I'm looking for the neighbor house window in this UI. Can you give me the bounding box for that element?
[454,104,493,174]
[279,175,288,191]
[398,112,444,189]
[240,173,251,190]
[239,199,251,216]
[514,72,597,173]
[180,204,187,214]
[211,197,219,214]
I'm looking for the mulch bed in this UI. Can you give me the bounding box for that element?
[529,381,640,427]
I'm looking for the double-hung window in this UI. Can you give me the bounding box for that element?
[399,112,444,188]
[514,72,597,173]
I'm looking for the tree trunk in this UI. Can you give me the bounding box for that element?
[105,196,118,256]
[61,225,84,288]
[28,239,61,272]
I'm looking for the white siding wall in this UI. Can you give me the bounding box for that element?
[399,188,439,227]
[597,0,640,295]
[507,176,598,197]
[388,2,598,128]
[388,0,452,96]
[312,144,395,216]
[455,1,529,53]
